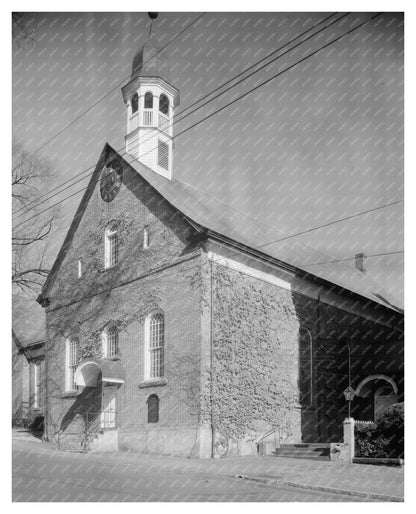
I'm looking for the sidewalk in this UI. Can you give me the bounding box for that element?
[12,437,404,501]
[12,428,42,443]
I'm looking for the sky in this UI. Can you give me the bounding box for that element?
[12,11,404,306]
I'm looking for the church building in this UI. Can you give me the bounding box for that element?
[37,33,404,457]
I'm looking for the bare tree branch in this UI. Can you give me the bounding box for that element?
[12,139,60,294]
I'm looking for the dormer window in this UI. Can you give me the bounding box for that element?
[159,94,169,116]
[131,93,138,114]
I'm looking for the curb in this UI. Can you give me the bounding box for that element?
[234,475,404,502]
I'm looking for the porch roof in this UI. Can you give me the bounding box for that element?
[74,358,125,387]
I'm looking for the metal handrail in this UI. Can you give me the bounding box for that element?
[257,425,281,454]
[57,410,118,451]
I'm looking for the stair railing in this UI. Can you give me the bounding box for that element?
[83,410,118,451]
[256,425,280,455]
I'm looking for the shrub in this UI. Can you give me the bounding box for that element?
[355,404,404,458]
[29,415,44,433]
[375,403,404,458]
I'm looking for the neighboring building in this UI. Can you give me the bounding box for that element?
[12,298,46,426]
[37,35,404,457]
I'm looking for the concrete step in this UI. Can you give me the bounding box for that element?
[271,454,330,461]
[277,443,331,448]
[58,433,85,452]
[272,443,331,461]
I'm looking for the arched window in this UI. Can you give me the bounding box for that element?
[147,394,159,423]
[131,93,139,114]
[299,327,313,408]
[103,325,119,358]
[144,92,153,109]
[145,312,165,379]
[159,94,169,116]
[104,225,118,268]
[66,337,79,391]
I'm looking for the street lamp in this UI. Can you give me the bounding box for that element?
[342,341,355,418]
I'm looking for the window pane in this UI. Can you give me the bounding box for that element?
[68,338,79,390]
[159,94,169,115]
[107,326,119,357]
[144,92,153,109]
[149,314,164,378]
[147,395,159,423]
[131,93,139,113]
[108,232,119,266]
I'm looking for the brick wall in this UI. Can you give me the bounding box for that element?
[41,147,403,457]
[200,253,403,455]
[44,150,206,455]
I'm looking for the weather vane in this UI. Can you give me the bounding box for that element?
[148,12,158,38]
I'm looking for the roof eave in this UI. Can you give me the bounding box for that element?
[203,229,403,317]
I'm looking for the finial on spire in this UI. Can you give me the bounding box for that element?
[147,12,158,38]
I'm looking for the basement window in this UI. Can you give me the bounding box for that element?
[147,394,159,423]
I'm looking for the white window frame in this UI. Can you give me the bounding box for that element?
[104,225,118,269]
[65,338,79,392]
[102,325,119,358]
[33,361,41,409]
[144,311,165,380]
[143,226,149,249]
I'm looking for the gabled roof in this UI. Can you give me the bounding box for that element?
[39,143,403,313]
[126,154,403,313]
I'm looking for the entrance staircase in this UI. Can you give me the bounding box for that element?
[272,443,331,461]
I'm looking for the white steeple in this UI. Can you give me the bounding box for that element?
[121,34,180,180]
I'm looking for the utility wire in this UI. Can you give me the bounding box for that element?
[11,13,206,174]
[255,199,403,250]
[133,12,348,153]
[14,12,343,217]
[13,12,384,230]
[300,250,404,268]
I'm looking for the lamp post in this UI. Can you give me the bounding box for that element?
[343,341,355,418]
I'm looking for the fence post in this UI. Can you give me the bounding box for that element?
[343,418,355,463]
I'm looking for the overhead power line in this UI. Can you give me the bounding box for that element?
[13,12,385,231]
[15,11,343,217]
[11,12,206,174]
[256,199,403,250]
[300,250,404,268]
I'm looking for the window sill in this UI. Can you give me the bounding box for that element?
[139,378,167,389]
[100,264,118,273]
[62,390,79,398]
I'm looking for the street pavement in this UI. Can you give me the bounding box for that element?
[12,436,403,502]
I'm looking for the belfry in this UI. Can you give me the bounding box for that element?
[121,19,180,180]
